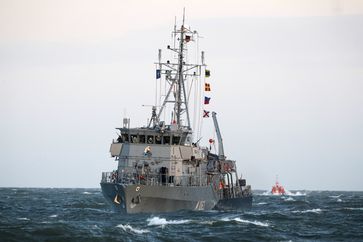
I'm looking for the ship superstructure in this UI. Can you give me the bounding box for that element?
[100,13,252,213]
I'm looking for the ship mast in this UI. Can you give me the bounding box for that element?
[176,12,186,127]
[149,9,204,132]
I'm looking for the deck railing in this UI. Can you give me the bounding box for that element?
[101,172,118,183]
[101,171,209,187]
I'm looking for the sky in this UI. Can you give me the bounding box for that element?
[1,0,362,190]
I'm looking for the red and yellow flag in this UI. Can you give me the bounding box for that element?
[205,83,211,91]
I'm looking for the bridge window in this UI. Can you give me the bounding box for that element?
[163,136,170,145]
[172,136,180,145]
[139,135,146,143]
[122,134,129,142]
[155,135,162,144]
[130,135,138,143]
[147,135,154,144]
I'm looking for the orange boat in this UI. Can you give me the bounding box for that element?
[271,178,285,195]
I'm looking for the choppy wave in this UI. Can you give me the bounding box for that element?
[260,190,306,197]
[16,217,30,221]
[234,218,270,227]
[344,207,363,211]
[1,188,363,241]
[147,216,190,226]
[329,194,343,198]
[285,190,306,196]
[199,220,216,225]
[221,216,269,227]
[292,208,323,214]
[116,224,150,234]
[283,197,295,201]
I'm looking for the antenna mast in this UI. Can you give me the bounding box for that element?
[149,9,206,132]
[176,8,186,127]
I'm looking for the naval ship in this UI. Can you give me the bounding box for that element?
[100,15,252,213]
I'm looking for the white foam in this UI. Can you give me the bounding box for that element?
[220,217,269,227]
[337,198,343,202]
[257,202,267,205]
[220,216,232,222]
[293,208,322,214]
[200,220,215,225]
[17,217,30,221]
[147,216,190,226]
[285,190,306,196]
[116,224,150,234]
[259,190,306,196]
[283,197,295,201]
[329,194,342,198]
[234,218,270,227]
[345,207,363,211]
[49,214,58,218]
[82,191,91,195]
[260,191,272,196]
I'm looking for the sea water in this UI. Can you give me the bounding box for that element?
[0,188,362,241]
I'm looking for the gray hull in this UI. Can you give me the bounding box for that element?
[101,182,220,213]
[101,183,252,213]
[214,196,253,210]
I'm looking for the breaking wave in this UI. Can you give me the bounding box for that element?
[116,224,150,234]
[234,218,270,227]
[147,216,190,226]
[285,190,306,196]
[1,188,362,241]
[260,190,306,197]
[200,220,216,225]
[220,217,269,227]
[329,194,342,198]
[292,208,323,214]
